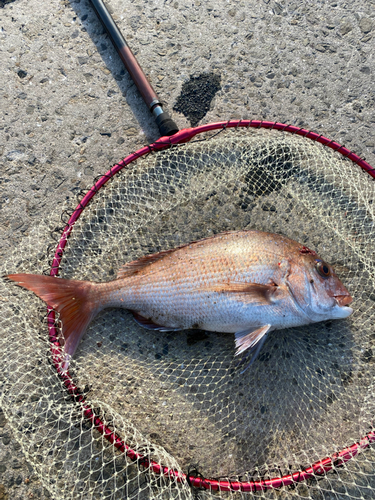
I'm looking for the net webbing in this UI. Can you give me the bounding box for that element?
[1,127,374,499]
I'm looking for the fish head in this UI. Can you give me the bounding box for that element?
[287,251,353,323]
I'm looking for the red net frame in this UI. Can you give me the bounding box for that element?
[47,120,375,493]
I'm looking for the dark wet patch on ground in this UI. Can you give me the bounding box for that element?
[0,0,17,7]
[173,73,221,127]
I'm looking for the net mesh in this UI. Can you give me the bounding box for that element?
[1,128,374,499]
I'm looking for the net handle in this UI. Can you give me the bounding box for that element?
[89,0,179,137]
[48,120,375,492]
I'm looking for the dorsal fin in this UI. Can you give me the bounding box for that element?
[116,231,240,280]
[117,245,189,279]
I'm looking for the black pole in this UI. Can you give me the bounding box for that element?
[89,0,179,137]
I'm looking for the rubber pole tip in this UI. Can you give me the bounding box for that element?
[155,112,179,137]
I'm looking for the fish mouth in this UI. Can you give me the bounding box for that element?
[334,295,353,307]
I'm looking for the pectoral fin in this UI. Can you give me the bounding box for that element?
[198,282,279,305]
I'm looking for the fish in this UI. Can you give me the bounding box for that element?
[7,230,353,372]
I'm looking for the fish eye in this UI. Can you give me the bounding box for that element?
[316,260,331,278]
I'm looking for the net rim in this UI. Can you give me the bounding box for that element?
[46,119,375,493]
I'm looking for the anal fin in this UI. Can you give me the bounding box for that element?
[132,312,180,332]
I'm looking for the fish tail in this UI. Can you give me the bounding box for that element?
[7,273,100,372]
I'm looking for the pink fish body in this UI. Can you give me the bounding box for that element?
[8,230,353,371]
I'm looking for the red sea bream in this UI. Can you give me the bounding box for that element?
[8,230,353,371]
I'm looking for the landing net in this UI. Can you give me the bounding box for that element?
[1,123,375,499]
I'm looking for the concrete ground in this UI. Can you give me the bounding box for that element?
[0,0,374,498]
